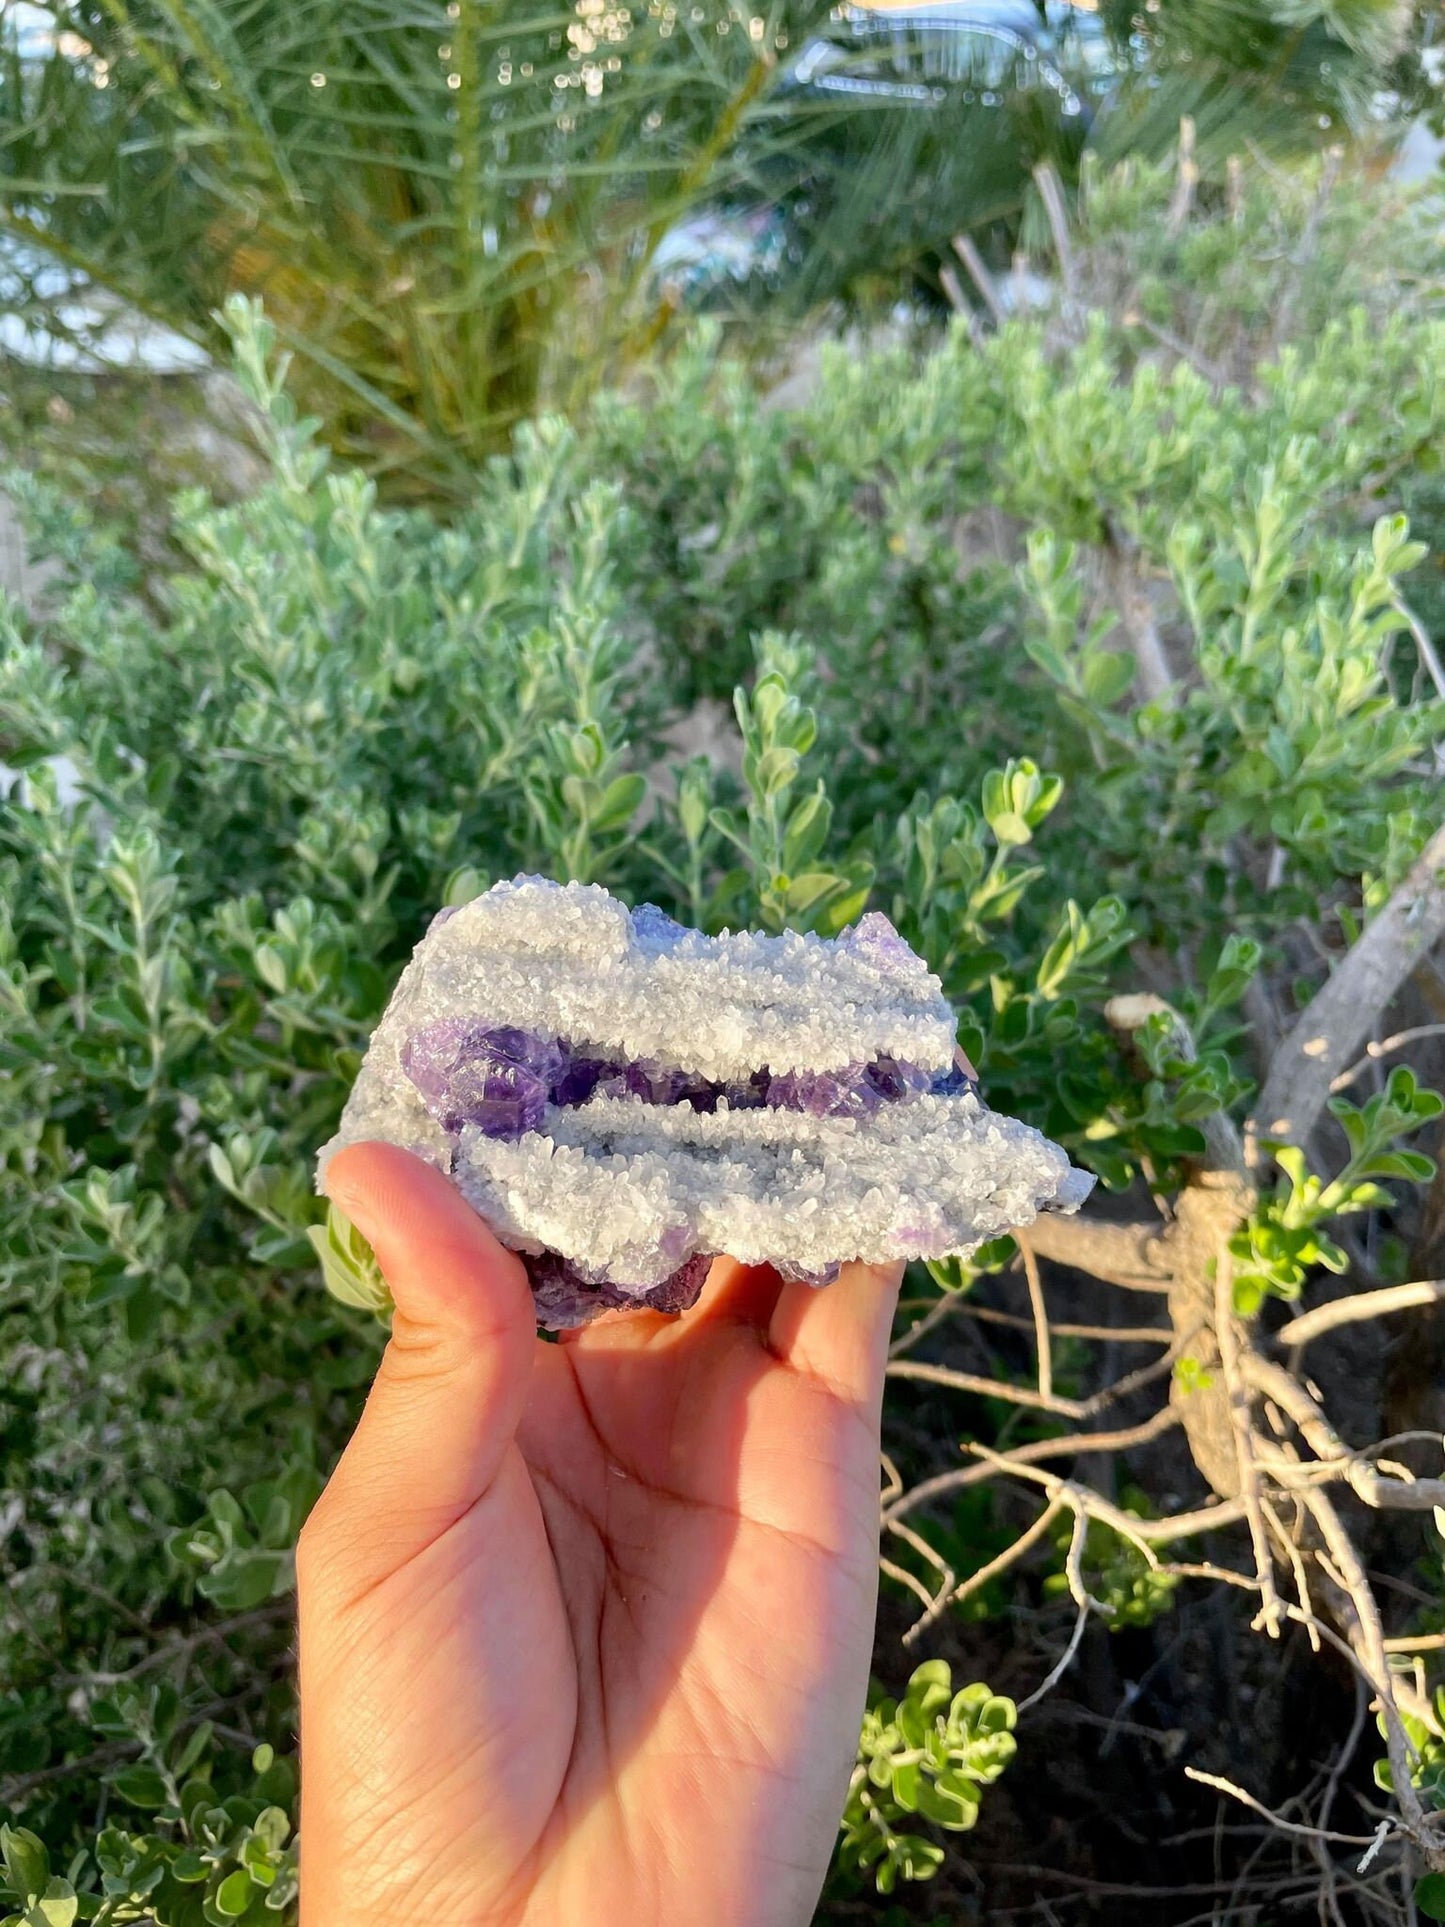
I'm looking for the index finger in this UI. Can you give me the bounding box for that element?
[767,1259,904,1409]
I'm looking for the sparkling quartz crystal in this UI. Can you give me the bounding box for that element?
[318,876,1095,1330]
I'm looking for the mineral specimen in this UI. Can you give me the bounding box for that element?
[317,876,1094,1329]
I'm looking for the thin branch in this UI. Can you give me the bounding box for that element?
[962,1448,1169,1567]
[887,1336,1180,1423]
[1331,1026,1445,1094]
[1183,1767,1383,1849]
[1259,1453,1445,1513]
[1166,115,1198,238]
[881,1405,1189,1526]
[879,1450,904,1507]
[880,1555,939,1615]
[1251,821,1445,1158]
[1215,1242,1286,1636]
[1300,1481,1436,1840]
[883,1514,956,1589]
[937,261,970,318]
[1,1740,138,1803]
[950,232,1007,327]
[1394,597,1445,706]
[1101,522,1175,703]
[1246,1354,1445,1510]
[888,1284,973,1359]
[886,1359,1086,1417]
[1128,311,1230,394]
[1032,160,1076,295]
[1017,1599,1090,1716]
[922,1298,1170,1345]
[1017,1510,1092,1714]
[1317,1675,1370,1846]
[1267,1496,1321,1654]
[1017,1233,1053,1401]
[900,1494,1067,1647]
[1160,1558,1259,1590]
[1278,1280,1445,1348]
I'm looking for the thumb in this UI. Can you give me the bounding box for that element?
[304,1141,536,1588]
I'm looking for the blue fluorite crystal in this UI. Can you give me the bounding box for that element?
[630,902,689,948]
[930,1062,979,1098]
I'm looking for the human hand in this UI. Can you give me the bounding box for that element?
[297,1141,902,1927]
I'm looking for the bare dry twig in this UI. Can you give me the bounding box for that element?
[1278,1279,1445,1347]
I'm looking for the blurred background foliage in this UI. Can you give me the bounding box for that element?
[0,0,1437,495]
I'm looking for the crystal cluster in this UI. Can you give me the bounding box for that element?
[317,876,1094,1329]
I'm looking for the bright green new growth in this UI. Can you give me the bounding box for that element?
[838,1663,1017,1894]
[1231,1068,1445,1313]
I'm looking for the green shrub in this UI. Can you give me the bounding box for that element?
[837,1663,1017,1895]
[3,163,1444,1915]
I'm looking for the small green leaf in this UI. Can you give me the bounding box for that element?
[590,773,646,833]
[308,1204,392,1318]
[1081,650,1136,705]
[1415,1873,1445,1921]
[173,1721,214,1778]
[443,865,487,907]
[32,1881,78,1927]
[213,1869,253,1918]
[0,1830,48,1903]
[252,1808,290,1852]
[109,1765,169,1809]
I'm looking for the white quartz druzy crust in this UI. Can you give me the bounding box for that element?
[316,875,1095,1328]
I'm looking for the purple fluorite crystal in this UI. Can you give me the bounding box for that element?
[767,1063,882,1120]
[722,1069,772,1110]
[848,911,917,969]
[865,1055,932,1101]
[402,1019,559,1138]
[524,1249,713,1330]
[593,1058,722,1110]
[775,1259,843,1287]
[621,1060,694,1105]
[550,1050,613,1107]
[639,1250,713,1312]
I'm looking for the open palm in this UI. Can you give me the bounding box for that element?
[298,1143,901,1927]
